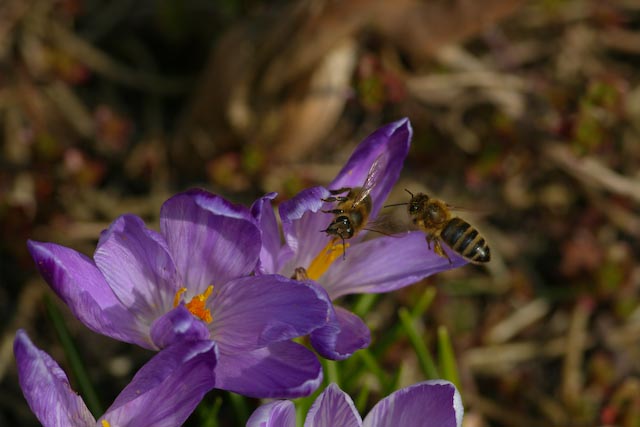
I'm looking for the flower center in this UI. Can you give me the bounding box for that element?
[173,285,214,323]
[306,240,349,281]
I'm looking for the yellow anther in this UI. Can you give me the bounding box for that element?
[173,287,187,308]
[101,421,111,427]
[173,285,214,323]
[306,240,349,281]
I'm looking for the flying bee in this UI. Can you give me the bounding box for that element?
[386,190,491,264]
[321,153,388,256]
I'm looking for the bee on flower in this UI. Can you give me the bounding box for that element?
[251,119,467,360]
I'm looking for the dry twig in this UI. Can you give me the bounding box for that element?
[544,144,640,204]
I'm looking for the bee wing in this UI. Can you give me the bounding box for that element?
[351,152,389,207]
[446,204,492,216]
[363,211,408,236]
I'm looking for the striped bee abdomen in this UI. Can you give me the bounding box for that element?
[441,217,491,263]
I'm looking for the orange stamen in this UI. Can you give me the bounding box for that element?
[306,240,349,281]
[101,421,111,427]
[173,285,214,323]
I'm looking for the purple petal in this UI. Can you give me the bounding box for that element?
[310,306,370,360]
[320,232,467,299]
[329,118,411,218]
[304,383,362,427]
[14,330,96,427]
[247,401,296,427]
[94,215,179,322]
[362,380,463,427]
[160,189,261,293]
[251,192,290,274]
[278,186,332,277]
[27,240,152,348]
[150,305,211,348]
[102,340,217,427]
[210,275,330,351]
[214,341,322,398]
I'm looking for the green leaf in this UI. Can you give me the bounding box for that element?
[197,396,223,427]
[437,325,461,390]
[228,392,250,425]
[45,296,103,417]
[398,307,439,379]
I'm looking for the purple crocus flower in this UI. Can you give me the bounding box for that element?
[252,119,467,360]
[247,381,464,427]
[27,189,331,398]
[14,329,217,427]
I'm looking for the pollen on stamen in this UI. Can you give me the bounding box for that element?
[173,287,187,308]
[101,420,111,427]
[173,285,214,323]
[306,240,350,281]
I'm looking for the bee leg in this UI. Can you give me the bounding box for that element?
[433,240,452,264]
[328,187,351,195]
[322,196,349,203]
[425,234,433,250]
[322,209,345,214]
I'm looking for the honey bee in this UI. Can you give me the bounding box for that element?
[386,190,491,264]
[321,153,388,254]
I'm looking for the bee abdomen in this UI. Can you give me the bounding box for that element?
[441,217,491,263]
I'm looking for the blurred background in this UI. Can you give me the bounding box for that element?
[1,0,640,426]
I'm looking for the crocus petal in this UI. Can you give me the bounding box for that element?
[210,275,330,351]
[27,240,151,348]
[328,118,411,218]
[160,189,261,293]
[310,306,370,360]
[14,330,96,427]
[278,186,332,277]
[304,383,362,427]
[101,340,218,427]
[246,400,296,427]
[94,214,179,321]
[251,192,290,274]
[320,232,467,299]
[150,305,211,348]
[214,341,322,398]
[362,380,463,427]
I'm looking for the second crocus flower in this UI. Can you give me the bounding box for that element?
[252,118,468,360]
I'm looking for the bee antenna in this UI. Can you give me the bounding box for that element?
[404,188,414,197]
[383,202,408,208]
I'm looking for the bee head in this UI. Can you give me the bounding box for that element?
[323,216,354,239]
[408,192,430,217]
